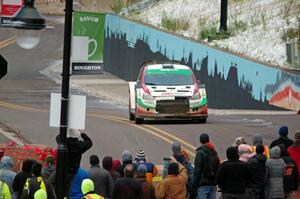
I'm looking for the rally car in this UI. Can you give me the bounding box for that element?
[129,61,208,124]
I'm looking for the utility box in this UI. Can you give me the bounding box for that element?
[286,39,300,69]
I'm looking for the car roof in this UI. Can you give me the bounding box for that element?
[145,64,192,70]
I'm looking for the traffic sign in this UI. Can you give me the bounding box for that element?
[0,55,8,79]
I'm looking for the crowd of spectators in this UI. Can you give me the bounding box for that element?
[0,126,299,199]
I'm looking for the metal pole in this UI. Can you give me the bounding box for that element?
[56,0,73,198]
[220,0,228,32]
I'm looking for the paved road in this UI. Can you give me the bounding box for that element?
[0,16,299,168]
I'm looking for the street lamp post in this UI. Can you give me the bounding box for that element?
[220,0,228,32]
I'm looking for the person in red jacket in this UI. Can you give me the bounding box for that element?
[288,131,300,198]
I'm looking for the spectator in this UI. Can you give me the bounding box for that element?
[110,164,142,199]
[135,164,156,199]
[134,150,158,182]
[265,146,285,199]
[0,156,17,195]
[102,156,121,182]
[171,142,194,196]
[288,131,300,198]
[117,150,134,177]
[245,144,267,199]
[278,144,298,199]
[155,160,188,199]
[251,134,270,159]
[81,179,104,199]
[232,136,247,149]
[69,167,90,199]
[21,162,56,199]
[41,155,55,179]
[0,180,11,199]
[192,133,220,199]
[13,159,36,199]
[238,144,254,162]
[88,155,113,198]
[112,160,121,172]
[270,126,294,149]
[216,146,251,199]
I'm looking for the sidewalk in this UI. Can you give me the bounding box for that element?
[41,60,297,115]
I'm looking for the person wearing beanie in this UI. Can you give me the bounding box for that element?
[117,150,134,177]
[216,146,251,199]
[112,159,121,171]
[251,134,270,159]
[102,156,121,182]
[270,126,294,149]
[192,133,220,199]
[245,144,267,199]
[0,156,16,195]
[42,155,55,179]
[288,131,300,198]
[155,158,188,199]
[110,164,142,199]
[277,144,299,199]
[21,162,56,199]
[135,164,156,199]
[87,155,113,198]
[13,159,36,199]
[265,146,285,199]
[171,142,193,196]
[134,150,158,182]
[81,179,104,199]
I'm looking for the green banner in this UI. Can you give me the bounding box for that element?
[72,11,105,74]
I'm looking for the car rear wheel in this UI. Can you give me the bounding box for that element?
[193,118,207,123]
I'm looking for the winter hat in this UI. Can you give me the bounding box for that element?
[45,155,55,165]
[122,150,133,163]
[172,142,181,154]
[252,134,263,145]
[270,146,281,159]
[112,159,121,171]
[168,162,179,175]
[102,156,113,170]
[81,179,95,195]
[255,144,265,155]
[295,131,300,144]
[135,150,146,162]
[199,133,209,144]
[90,155,100,166]
[233,137,247,147]
[279,126,288,137]
[31,162,42,176]
[136,164,147,174]
[226,146,239,160]
[67,128,81,138]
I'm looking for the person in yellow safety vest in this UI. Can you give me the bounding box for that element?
[81,179,104,199]
[251,134,270,159]
[0,180,11,199]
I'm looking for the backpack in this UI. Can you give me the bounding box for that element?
[202,149,219,179]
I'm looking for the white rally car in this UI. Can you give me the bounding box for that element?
[129,61,208,124]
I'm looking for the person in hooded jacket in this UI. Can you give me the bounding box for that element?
[277,144,298,199]
[270,126,294,149]
[265,146,286,199]
[288,131,300,198]
[251,134,270,159]
[135,164,156,199]
[192,133,220,199]
[244,144,267,199]
[117,150,134,177]
[81,179,104,199]
[0,156,16,196]
[134,150,158,182]
[216,146,251,199]
[69,167,90,199]
[13,159,36,199]
[102,156,121,182]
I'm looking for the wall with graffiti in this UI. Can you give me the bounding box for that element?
[104,14,300,111]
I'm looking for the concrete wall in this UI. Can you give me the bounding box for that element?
[104,14,300,111]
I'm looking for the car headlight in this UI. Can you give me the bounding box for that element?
[142,92,155,100]
[191,92,201,100]
[200,89,206,97]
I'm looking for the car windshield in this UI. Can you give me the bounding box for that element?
[144,69,195,86]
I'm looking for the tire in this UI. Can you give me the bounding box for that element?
[129,111,135,121]
[193,118,207,123]
[135,117,144,124]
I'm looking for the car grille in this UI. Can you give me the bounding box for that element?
[156,98,189,114]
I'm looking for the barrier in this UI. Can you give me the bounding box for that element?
[35,0,65,4]
[104,14,300,111]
